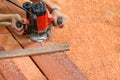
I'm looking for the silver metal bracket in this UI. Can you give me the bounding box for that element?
[29,29,51,42]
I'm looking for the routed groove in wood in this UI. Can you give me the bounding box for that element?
[0,44,70,59]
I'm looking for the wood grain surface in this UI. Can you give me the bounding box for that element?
[1,0,120,80]
[0,33,47,80]
[0,27,9,34]
[0,46,6,80]
[0,0,87,80]
[49,0,120,80]
[0,44,69,59]
[0,72,5,80]
[7,30,87,80]
[0,0,86,80]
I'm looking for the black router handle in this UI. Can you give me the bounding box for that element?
[53,17,63,26]
[16,21,22,28]
[57,17,63,25]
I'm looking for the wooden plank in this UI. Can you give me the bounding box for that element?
[0,0,13,35]
[2,27,86,79]
[1,0,120,80]
[3,0,87,79]
[0,0,20,35]
[0,2,47,79]
[51,0,120,80]
[0,47,6,80]
[8,28,87,80]
[0,44,69,59]
[32,52,87,80]
[0,46,27,80]
[0,0,26,17]
[0,34,47,80]
[0,74,5,80]
[0,27,9,34]
[0,51,6,80]
[0,71,6,80]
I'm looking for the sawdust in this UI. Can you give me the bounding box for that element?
[50,0,120,80]
[0,0,120,79]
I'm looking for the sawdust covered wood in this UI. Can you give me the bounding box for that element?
[0,34,47,80]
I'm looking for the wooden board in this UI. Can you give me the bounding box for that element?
[0,71,6,80]
[0,0,26,17]
[0,44,69,59]
[0,27,9,34]
[1,0,120,80]
[50,0,120,80]
[0,0,87,79]
[0,34,47,80]
[0,2,46,80]
[0,54,6,80]
[8,28,87,80]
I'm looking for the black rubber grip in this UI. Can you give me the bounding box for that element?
[23,2,32,10]
[57,17,63,25]
[16,21,22,28]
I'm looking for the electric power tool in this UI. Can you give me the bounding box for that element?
[7,0,63,42]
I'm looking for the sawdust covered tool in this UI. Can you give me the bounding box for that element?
[4,0,63,42]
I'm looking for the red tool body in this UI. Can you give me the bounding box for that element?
[25,7,53,32]
[36,13,52,31]
[7,0,62,42]
[23,2,53,34]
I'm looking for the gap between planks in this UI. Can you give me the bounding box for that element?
[6,27,49,79]
[7,28,88,80]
